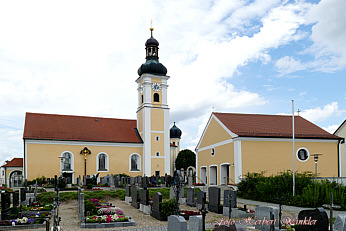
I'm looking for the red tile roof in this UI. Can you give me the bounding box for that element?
[213,112,341,139]
[23,113,142,143]
[2,158,23,167]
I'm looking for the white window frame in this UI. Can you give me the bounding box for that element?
[296,147,310,162]
[129,153,141,172]
[60,151,74,173]
[96,152,109,172]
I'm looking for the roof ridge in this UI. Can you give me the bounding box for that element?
[26,112,136,122]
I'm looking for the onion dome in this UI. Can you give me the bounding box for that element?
[138,27,167,76]
[170,122,182,139]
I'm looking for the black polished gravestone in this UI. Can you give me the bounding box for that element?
[294,207,329,231]
[125,185,131,197]
[1,192,11,220]
[20,187,26,202]
[13,191,20,207]
[224,190,237,208]
[187,187,196,207]
[208,187,223,214]
[131,186,140,209]
[214,224,237,231]
[140,188,149,206]
[151,192,163,220]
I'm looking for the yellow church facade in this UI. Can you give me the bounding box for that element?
[23,28,182,183]
[196,112,342,186]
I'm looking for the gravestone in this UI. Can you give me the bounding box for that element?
[151,192,162,220]
[214,225,237,231]
[168,215,187,231]
[223,190,237,217]
[82,175,86,185]
[294,207,328,231]
[47,178,50,185]
[13,191,20,206]
[130,177,135,185]
[131,186,140,209]
[1,192,11,220]
[170,186,175,199]
[255,206,279,231]
[187,176,193,186]
[140,188,150,214]
[334,214,346,231]
[137,176,141,186]
[34,181,38,201]
[20,187,26,203]
[125,185,132,204]
[197,191,206,210]
[110,174,115,190]
[189,215,203,231]
[208,187,223,214]
[186,187,196,207]
[143,176,148,189]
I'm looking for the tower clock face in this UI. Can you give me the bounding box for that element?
[152,83,161,92]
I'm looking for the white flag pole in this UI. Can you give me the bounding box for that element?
[292,100,295,197]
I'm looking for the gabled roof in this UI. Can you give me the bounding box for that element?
[2,158,23,167]
[213,112,340,139]
[23,112,142,143]
[334,119,346,135]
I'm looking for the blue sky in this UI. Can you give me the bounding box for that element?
[0,0,345,164]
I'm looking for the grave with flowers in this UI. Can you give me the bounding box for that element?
[79,196,135,228]
[0,190,51,229]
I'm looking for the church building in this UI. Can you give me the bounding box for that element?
[23,28,182,183]
[196,112,342,186]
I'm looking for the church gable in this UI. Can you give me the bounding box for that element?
[197,114,234,150]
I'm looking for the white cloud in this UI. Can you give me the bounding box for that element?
[322,125,339,134]
[275,56,306,75]
[300,102,341,123]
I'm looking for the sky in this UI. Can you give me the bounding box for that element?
[0,0,345,164]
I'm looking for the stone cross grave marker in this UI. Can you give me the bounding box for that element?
[323,192,341,231]
[187,187,196,207]
[208,187,223,214]
[151,192,162,220]
[255,206,279,231]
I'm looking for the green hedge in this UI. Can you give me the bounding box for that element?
[237,171,346,209]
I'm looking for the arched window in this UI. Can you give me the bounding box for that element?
[130,153,141,171]
[154,93,160,102]
[62,152,72,170]
[97,153,109,171]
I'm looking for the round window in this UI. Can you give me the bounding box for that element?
[297,148,309,162]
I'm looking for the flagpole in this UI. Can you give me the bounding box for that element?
[292,100,295,197]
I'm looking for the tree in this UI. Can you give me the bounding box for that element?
[175,149,196,170]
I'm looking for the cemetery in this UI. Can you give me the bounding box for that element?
[1,170,346,230]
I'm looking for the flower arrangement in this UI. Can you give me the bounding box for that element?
[97,207,123,215]
[180,210,201,220]
[85,214,129,223]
